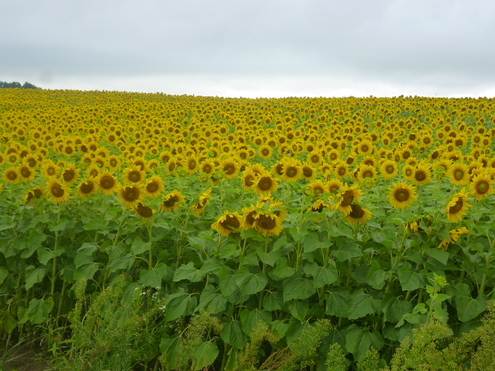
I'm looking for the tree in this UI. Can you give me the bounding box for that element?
[0,80,40,89]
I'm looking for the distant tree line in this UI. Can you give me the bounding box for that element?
[0,81,41,89]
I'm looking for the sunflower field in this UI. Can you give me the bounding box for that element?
[1,89,495,370]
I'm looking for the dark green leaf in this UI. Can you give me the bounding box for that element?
[283,273,316,301]
[74,243,98,268]
[456,295,486,322]
[107,253,135,273]
[332,239,362,261]
[165,292,198,322]
[218,267,239,297]
[193,341,219,370]
[20,298,54,325]
[345,324,384,361]
[325,290,350,317]
[303,261,338,288]
[426,248,449,265]
[199,259,224,274]
[139,264,169,288]
[131,237,152,255]
[73,263,99,281]
[0,268,8,285]
[398,264,425,291]
[197,285,227,314]
[173,261,205,282]
[83,218,108,231]
[269,257,296,280]
[289,301,309,321]
[382,295,413,323]
[25,266,46,290]
[234,268,268,296]
[218,243,240,259]
[37,247,64,266]
[263,290,284,311]
[258,248,283,267]
[220,320,248,349]
[347,289,379,319]
[240,308,272,336]
[270,320,290,341]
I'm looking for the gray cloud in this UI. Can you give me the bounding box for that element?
[2,0,495,96]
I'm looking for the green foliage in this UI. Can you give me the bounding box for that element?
[58,275,162,370]
[390,300,495,370]
[159,310,223,371]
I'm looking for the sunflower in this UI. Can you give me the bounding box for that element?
[388,182,417,209]
[47,179,70,203]
[3,167,20,184]
[191,188,212,216]
[438,227,469,250]
[306,179,327,197]
[160,190,184,212]
[327,149,340,163]
[327,178,344,197]
[61,163,79,185]
[411,163,432,186]
[199,160,216,176]
[107,155,121,171]
[123,165,145,184]
[241,167,258,191]
[357,164,376,182]
[98,172,119,195]
[445,188,471,223]
[132,156,148,172]
[333,160,348,179]
[211,211,243,237]
[307,199,331,213]
[301,164,317,181]
[18,165,35,182]
[86,164,100,179]
[221,158,240,179]
[447,162,470,186]
[307,151,323,166]
[271,161,285,178]
[334,183,362,215]
[253,173,277,195]
[24,154,39,169]
[119,184,142,208]
[135,202,154,220]
[281,158,302,181]
[379,160,398,180]
[253,211,283,237]
[269,200,288,221]
[185,155,199,175]
[241,205,258,230]
[258,144,273,160]
[470,172,494,200]
[23,187,44,204]
[357,139,374,155]
[77,179,97,199]
[345,203,372,225]
[41,160,60,179]
[144,175,165,198]
[403,164,414,181]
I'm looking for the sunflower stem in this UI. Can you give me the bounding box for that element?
[147,221,153,270]
[50,205,62,298]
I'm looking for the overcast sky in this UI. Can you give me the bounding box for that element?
[2,0,495,98]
